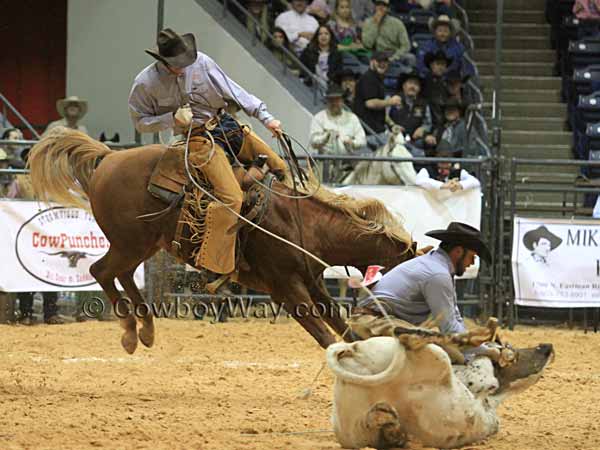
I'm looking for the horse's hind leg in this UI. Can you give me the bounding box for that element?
[117,269,154,348]
[90,249,139,354]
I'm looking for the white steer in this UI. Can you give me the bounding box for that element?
[327,336,553,449]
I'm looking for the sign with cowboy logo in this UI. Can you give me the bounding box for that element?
[512,217,600,307]
[0,201,144,292]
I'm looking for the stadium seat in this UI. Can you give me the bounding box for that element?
[383,61,410,94]
[411,32,433,53]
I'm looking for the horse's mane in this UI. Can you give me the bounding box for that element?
[282,171,411,245]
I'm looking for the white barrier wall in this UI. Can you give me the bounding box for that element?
[67,0,313,145]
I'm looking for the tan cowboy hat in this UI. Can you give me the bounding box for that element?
[426,222,491,264]
[145,28,197,69]
[57,96,88,119]
[428,14,461,35]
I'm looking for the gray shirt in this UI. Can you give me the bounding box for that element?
[359,248,466,334]
[128,51,273,133]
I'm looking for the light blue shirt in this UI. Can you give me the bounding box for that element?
[128,51,273,133]
[359,248,466,334]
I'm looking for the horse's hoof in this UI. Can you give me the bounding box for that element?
[138,326,155,348]
[121,330,138,354]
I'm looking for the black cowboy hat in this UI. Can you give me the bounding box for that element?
[523,226,562,251]
[424,50,453,68]
[445,70,470,84]
[145,28,197,69]
[371,50,392,62]
[426,222,491,263]
[398,68,424,87]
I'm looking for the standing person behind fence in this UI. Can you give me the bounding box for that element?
[43,96,89,136]
[128,28,288,294]
[310,85,366,181]
[6,148,68,325]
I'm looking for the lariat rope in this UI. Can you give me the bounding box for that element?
[181,120,399,329]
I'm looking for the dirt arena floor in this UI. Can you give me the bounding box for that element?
[1,317,600,450]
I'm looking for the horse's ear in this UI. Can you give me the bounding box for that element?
[99,132,106,142]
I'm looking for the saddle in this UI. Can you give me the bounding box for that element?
[142,144,273,265]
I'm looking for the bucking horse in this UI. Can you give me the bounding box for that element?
[28,127,418,353]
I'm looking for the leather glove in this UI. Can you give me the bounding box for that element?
[174,105,193,128]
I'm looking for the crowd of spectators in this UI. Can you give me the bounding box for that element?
[546,0,600,216]
[230,0,480,184]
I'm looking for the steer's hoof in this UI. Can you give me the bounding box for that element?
[121,330,138,354]
[138,325,155,348]
[366,402,407,448]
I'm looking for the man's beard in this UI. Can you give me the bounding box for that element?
[455,257,467,277]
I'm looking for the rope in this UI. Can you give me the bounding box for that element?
[182,122,400,332]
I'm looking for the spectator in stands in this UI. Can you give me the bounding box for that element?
[328,0,364,53]
[362,0,414,65]
[573,0,600,20]
[300,24,343,86]
[308,0,332,23]
[0,148,10,196]
[244,0,270,43]
[415,145,480,192]
[436,98,467,157]
[268,27,301,75]
[275,0,320,55]
[388,68,436,151]
[310,84,367,180]
[44,96,89,136]
[334,68,359,108]
[422,50,452,127]
[573,0,600,38]
[416,14,465,77]
[445,69,471,106]
[1,128,25,160]
[354,51,400,140]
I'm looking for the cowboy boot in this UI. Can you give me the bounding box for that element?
[205,272,236,297]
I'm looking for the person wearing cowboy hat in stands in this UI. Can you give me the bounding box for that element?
[44,96,89,136]
[388,68,436,152]
[348,222,491,338]
[128,28,288,294]
[523,226,563,265]
[309,84,366,181]
[416,14,467,78]
[435,97,467,157]
[422,50,453,129]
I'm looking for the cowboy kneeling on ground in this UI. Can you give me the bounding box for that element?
[347,222,503,364]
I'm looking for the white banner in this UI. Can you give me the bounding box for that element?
[512,217,600,308]
[0,201,144,292]
[324,185,482,279]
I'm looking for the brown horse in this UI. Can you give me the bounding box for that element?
[28,127,415,353]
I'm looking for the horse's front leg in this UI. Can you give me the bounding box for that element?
[272,278,336,349]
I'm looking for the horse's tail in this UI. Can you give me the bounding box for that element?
[28,126,115,209]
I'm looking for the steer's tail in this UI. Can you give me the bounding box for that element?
[28,126,115,209]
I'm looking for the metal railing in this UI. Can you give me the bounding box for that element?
[0,93,41,139]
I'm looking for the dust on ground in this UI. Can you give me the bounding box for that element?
[0,318,599,449]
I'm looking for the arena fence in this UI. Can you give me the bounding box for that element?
[1,151,600,329]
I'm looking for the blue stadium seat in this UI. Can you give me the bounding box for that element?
[341,52,368,76]
[585,122,600,177]
[577,92,600,123]
[383,61,410,94]
[568,39,600,71]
